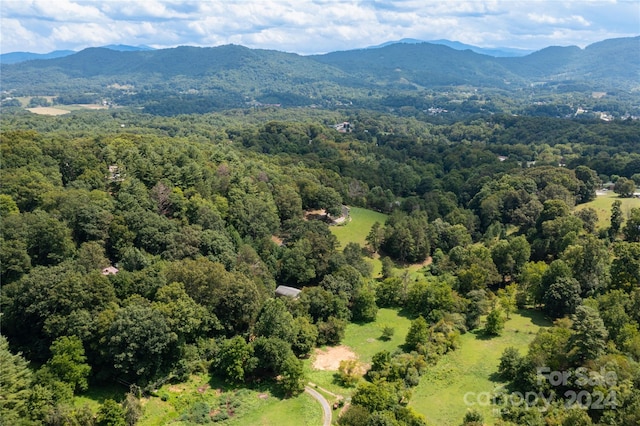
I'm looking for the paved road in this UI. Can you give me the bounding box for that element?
[305,386,332,426]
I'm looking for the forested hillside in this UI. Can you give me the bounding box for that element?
[2,37,638,115]
[1,105,640,425]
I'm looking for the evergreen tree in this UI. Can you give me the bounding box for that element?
[0,336,33,424]
[567,305,608,365]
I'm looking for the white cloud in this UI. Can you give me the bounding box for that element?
[528,13,590,27]
[0,0,637,54]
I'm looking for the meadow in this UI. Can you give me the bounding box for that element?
[330,207,387,249]
[331,206,388,277]
[409,310,551,425]
[575,191,640,229]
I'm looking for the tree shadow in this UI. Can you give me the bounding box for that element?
[516,309,553,327]
[470,329,495,341]
[488,371,505,384]
[77,382,128,404]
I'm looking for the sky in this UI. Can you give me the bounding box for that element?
[1,0,638,55]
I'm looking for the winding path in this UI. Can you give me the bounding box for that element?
[305,386,332,426]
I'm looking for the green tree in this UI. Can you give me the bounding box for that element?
[316,316,347,346]
[252,337,296,377]
[42,336,91,393]
[567,305,608,365]
[497,284,517,320]
[366,221,384,253]
[518,261,548,306]
[484,308,506,336]
[254,298,296,343]
[213,336,254,383]
[498,347,524,381]
[153,282,210,343]
[228,188,279,240]
[279,354,306,396]
[491,236,531,281]
[563,235,611,296]
[622,208,640,242]
[351,381,399,413]
[97,399,126,426]
[614,177,636,198]
[543,277,582,318]
[574,165,599,204]
[0,336,33,424]
[338,405,370,425]
[23,210,76,266]
[609,200,623,240]
[462,409,484,426]
[103,301,179,384]
[574,208,598,234]
[0,237,31,283]
[610,242,640,292]
[351,284,378,323]
[405,316,429,352]
[274,184,303,221]
[465,289,489,330]
[291,316,318,357]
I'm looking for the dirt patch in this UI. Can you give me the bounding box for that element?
[312,345,358,371]
[168,385,184,393]
[197,384,210,394]
[26,107,70,116]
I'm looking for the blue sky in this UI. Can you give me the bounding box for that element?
[1,0,638,54]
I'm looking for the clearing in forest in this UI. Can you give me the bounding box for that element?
[409,310,551,426]
[575,191,640,229]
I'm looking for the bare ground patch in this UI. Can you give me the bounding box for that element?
[312,345,358,371]
[26,107,70,116]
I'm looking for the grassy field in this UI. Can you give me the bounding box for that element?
[342,308,412,363]
[331,206,388,278]
[575,191,640,229]
[331,207,387,249]
[409,310,551,426]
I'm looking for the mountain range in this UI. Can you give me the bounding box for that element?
[0,39,532,65]
[0,45,154,64]
[1,37,638,113]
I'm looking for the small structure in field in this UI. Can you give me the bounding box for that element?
[275,285,301,298]
[101,266,119,275]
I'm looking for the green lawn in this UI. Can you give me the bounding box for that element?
[409,310,551,426]
[331,207,388,278]
[342,308,412,363]
[331,207,387,249]
[575,192,640,229]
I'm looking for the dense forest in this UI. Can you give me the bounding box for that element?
[1,105,640,426]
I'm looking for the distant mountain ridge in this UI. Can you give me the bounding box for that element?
[0,45,154,64]
[367,38,534,57]
[2,38,542,64]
